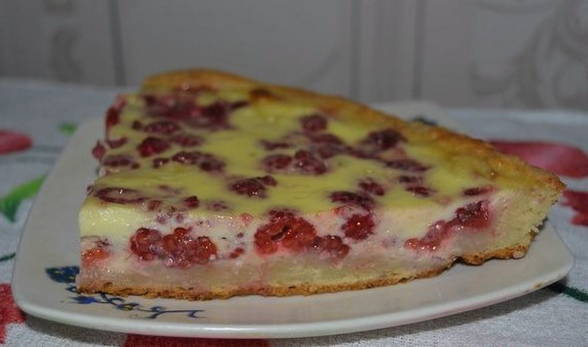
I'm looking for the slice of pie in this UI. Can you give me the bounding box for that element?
[77,69,564,300]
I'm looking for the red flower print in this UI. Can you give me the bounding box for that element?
[124,335,269,347]
[490,140,588,178]
[0,130,32,155]
[0,284,25,343]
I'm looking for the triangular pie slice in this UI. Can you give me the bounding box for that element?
[77,69,564,300]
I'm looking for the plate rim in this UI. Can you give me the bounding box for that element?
[12,117,574,339]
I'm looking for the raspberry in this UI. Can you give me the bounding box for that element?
[82,239,111,266]
[360,129,404,151]
[82,247,110,266]
[307,133,348,158]
[255,214,317,254]
[311,235,350,259]
[144,120,180,135]
[405,200,491,252]
[385,159,428,172]
[130,228,162,261]
[262,154,292,172]
[463,186,493,196]
[300,114,327,132]
[206,200,230,211]
[105,107,120,129]
[95,187,146,204]
[102,154,135,167]
[146,199,162,211]
[405,221,449,251]
[406,186,434,197]
[137,137,170,157]
[183,196,200,208]
[359,178,385,196]
[170,133,203,147]
[172,151,225,172]
[92,141,106,160]
[230,176,277,198]
[453,201,489,228]
[292,150,327,175]
[330,191,374,210]
[229,247,245,259]
[341,214,375,240]
[161,228,217,267]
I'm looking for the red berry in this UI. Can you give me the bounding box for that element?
[385,159,428,172]
[359,178,385,196]
[405,221,449,251]
[330,191,375,210]
[258,175,277,186]
[311,235,350,259]
[130,228,162,261]
[453,201,489,229]
[267,208,297,221]
[360,129,404,151]
[230,178,267,198]
[161,228,217,267]
[172,151,225,172]
[262,154,292,172]
[144,94,201,120]
[92,141,106,160]
[229,247,245,259]
[102,154,135,167]
[147,199,162,211]
[406,186,434,197]
[342,214,375,240]
[255,214,317,254]
[143,120,180,135]
[292,150,327,174]
[82,239,111,266]
[206,200,230,211]
[170,133,203,147]
[82,248,109,266]
[306,133,348,158]
[95,187,146,204]
[300,114,327,132]
[137,137,170,157]
[184,195,200,208]
[105,107,120,129]
[463,186,493,196]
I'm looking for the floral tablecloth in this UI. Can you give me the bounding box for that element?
[0,79,586,346]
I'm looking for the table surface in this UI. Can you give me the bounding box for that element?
[0,79,586,347]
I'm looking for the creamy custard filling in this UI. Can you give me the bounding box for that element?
[81,90,510,270]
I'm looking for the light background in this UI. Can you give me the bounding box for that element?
[1,0,586,109]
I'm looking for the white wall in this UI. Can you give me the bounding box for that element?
[1,0,586,109]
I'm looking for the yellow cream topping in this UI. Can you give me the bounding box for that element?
[90,92,493,217]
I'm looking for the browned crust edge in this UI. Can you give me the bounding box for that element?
[78,244,529,301]
[141,68,565,195]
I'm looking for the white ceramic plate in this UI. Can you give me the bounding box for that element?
[12,116,573,339]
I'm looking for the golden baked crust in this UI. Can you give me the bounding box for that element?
[78,245,526,300]
[142,69,564,195]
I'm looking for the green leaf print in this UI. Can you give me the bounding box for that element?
[0,176,45,222]
[59,122,77,136]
